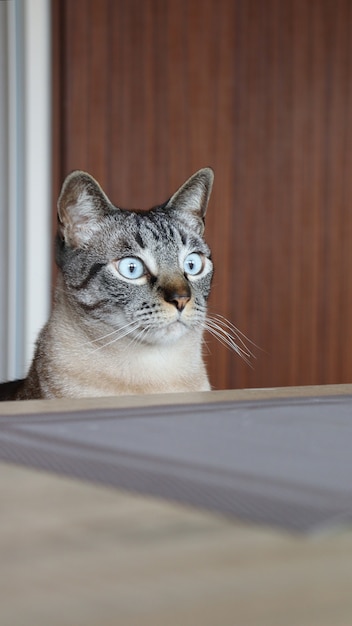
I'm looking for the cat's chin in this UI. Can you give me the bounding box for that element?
[147,320,190,345]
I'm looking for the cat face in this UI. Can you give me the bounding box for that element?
[55,169,214,347]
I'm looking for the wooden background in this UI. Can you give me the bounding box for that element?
[52,0,352,390]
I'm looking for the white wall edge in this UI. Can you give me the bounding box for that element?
[6,0,23,378]
[23,0,51,370]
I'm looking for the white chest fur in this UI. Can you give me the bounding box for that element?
[44,312,210,398]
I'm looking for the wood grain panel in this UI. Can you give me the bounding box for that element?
[52,0,352,390]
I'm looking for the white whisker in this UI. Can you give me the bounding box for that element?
[201,336,212,355]
[123,325,150,351]
[204,321,251,361]
[207,319,255,360]
[202,315,258,367]
[212,314,260,351]
[83,320,138,346]
[88,321,141,354]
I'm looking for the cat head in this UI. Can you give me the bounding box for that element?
[56,168,214,346]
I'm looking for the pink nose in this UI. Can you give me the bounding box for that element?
[160,277,192,311]
[166,294,191,311]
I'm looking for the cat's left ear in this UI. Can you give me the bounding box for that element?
[165,168,214,232]
[57,171,113,247]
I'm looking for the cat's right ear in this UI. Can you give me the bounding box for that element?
[57,171,112,247]
[165,167,214,234]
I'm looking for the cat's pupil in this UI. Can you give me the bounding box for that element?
[188,261,194,270]
[129,263,137,274]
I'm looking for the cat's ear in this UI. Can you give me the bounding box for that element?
[165,168,214,232]
[57,171,113,247]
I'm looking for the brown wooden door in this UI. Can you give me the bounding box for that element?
[52,0,352,390]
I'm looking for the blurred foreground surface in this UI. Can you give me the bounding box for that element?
[1,386,352,625]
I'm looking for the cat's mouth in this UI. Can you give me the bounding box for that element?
[128,307,197,346]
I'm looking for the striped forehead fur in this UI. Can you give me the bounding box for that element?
[129,210,194,250]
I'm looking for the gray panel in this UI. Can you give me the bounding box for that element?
[0,395,352,533]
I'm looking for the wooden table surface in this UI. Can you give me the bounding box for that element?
[1,385,352,626]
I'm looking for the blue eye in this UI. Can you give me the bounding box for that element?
[118,257,145,279]
[184,253,204,276]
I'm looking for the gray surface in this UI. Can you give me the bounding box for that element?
[1,395,352,532]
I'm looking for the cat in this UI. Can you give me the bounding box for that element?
[0,167,254,401]
[0,168,211,400]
